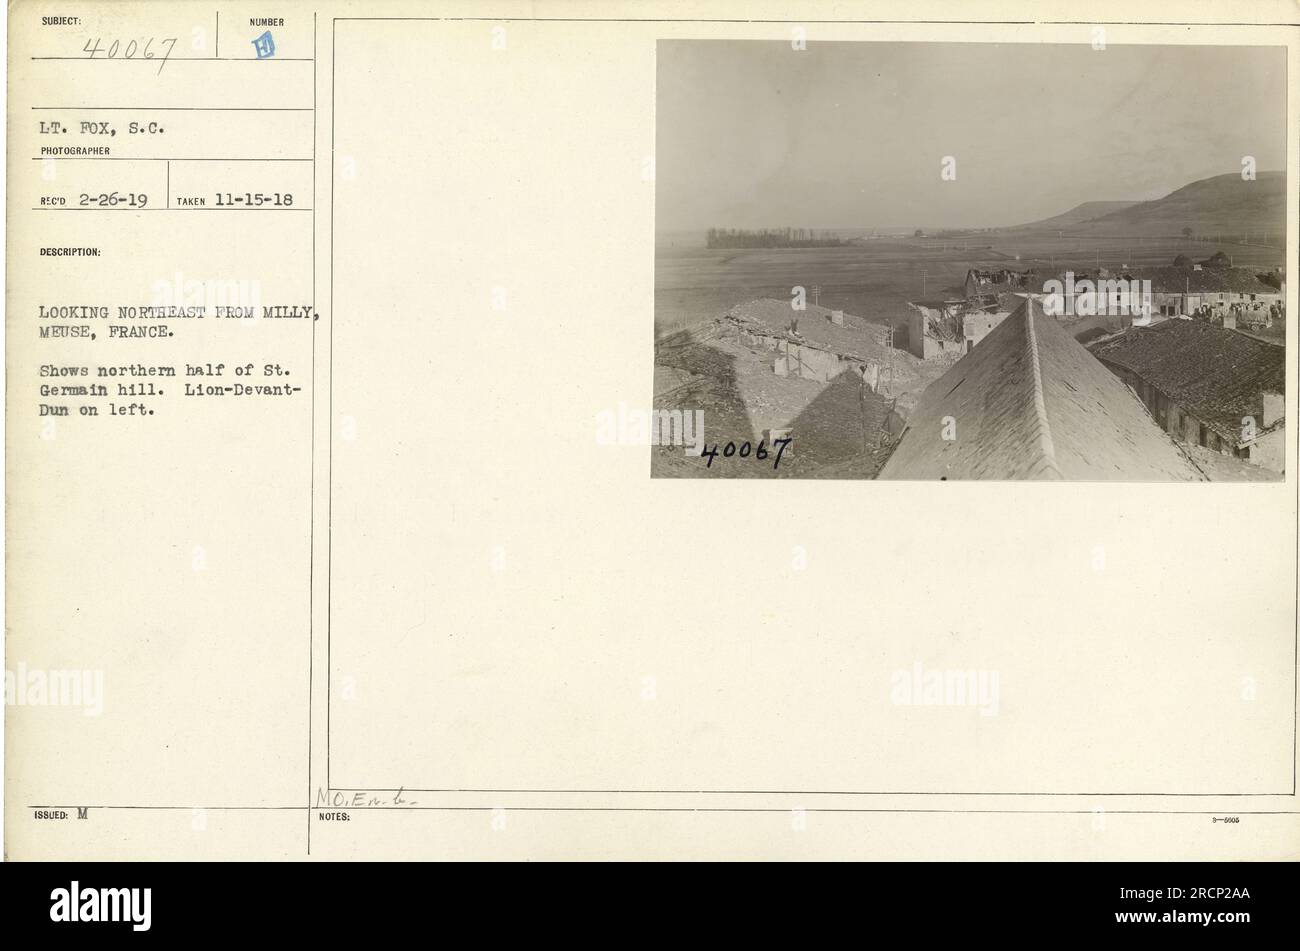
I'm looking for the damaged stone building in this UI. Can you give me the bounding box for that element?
[906,295,1019,361]
[963,268,1035,302]
[722,298,888,384]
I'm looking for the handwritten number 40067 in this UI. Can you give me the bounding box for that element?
[700,437,792,470]
[83,37,177,75]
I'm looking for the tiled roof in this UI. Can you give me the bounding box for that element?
[1021,266,1280,296]
[1087,319,1285,440]
[1126,266,1280,295]
[725,298,888,358]
[878,299,1205,481]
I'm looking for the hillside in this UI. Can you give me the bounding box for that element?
[1000,171,1285,239]
[1007,200,1137,231]
[1084,171,1284,238]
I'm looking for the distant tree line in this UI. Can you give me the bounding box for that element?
[705,227,846,249]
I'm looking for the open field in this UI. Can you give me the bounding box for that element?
[655,237,989,339]
[654,230,1285,340]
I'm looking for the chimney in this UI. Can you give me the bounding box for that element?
[1261,391,1284,429]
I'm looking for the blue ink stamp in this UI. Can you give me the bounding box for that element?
[252,30,276,59]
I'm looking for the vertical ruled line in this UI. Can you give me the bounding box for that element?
[307,10,317,857]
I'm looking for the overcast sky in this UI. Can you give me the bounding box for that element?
[656,41,1286,232]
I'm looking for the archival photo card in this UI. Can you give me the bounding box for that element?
[652,40,1287,481]
[5,1,1298,869]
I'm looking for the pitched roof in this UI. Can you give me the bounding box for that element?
[724,298,888,358]
[1087,320,1285,441]
[1127,266,1280,295]
[1016,266,1280,296]
[878,299,1205,481]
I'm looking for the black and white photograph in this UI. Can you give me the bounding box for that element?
[653,40,1287,480]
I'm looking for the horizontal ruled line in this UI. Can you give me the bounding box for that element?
[32,207,314,212]
[329,16,1299,25]
[32,157,313,162]
[24,804,1300,815]
[30,56,313,62]
[33,106,313,111]
[332,786,1298,796]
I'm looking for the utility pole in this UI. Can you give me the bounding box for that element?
[884,325,895,398]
